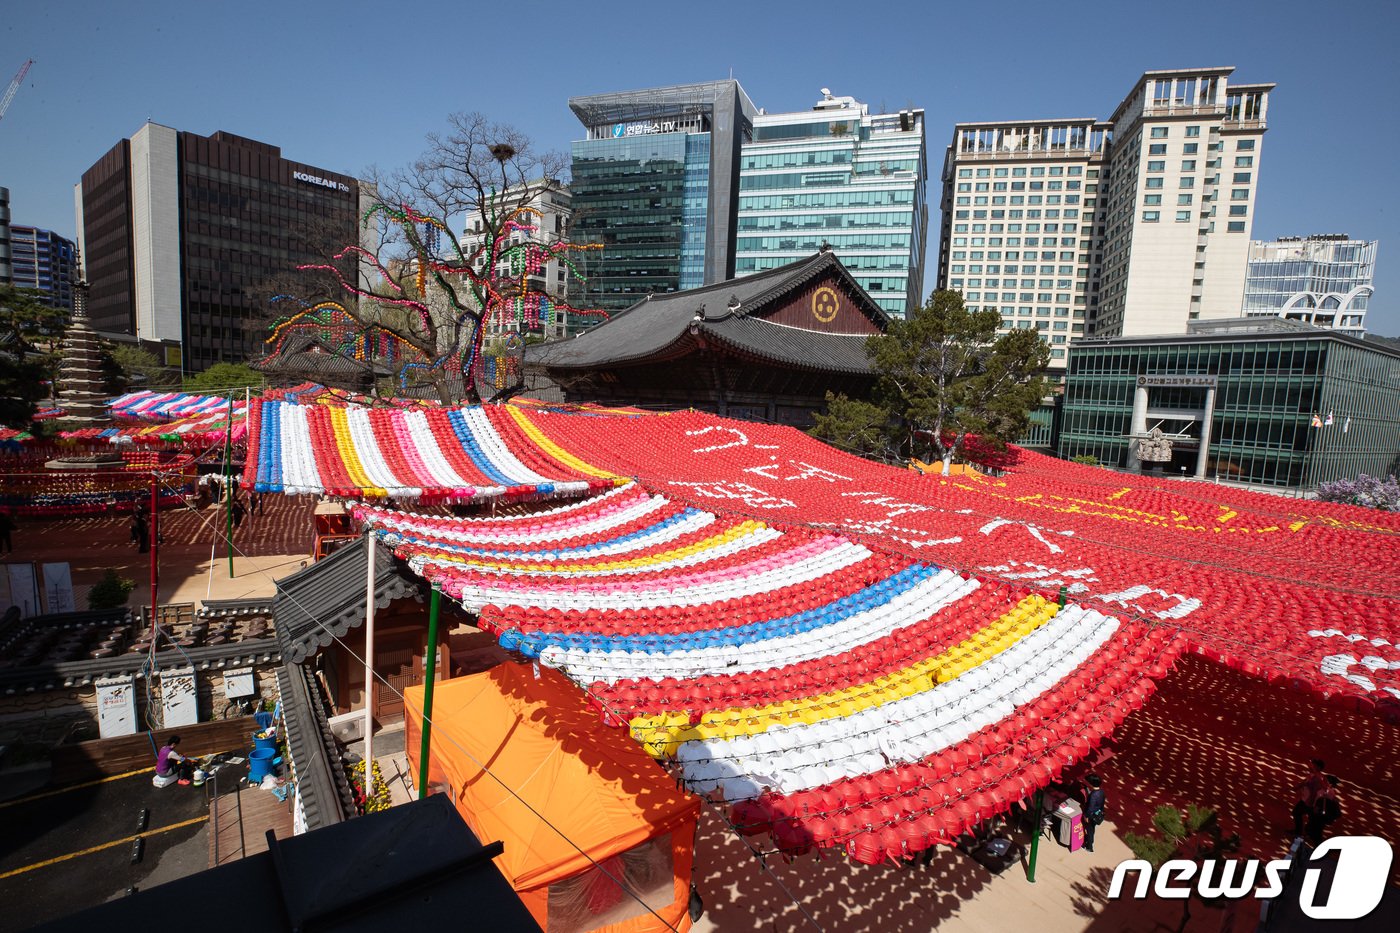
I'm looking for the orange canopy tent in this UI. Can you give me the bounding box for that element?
[404,663,700,933]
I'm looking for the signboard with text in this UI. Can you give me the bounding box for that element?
[1137,374,1217,388]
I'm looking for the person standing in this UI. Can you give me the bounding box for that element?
[1083,774,1107,853]
[0,509,15,553]
[1292,758,1329,838]
[231,498,247,531]
[131,509,150,554]
[1306,775,1342,845]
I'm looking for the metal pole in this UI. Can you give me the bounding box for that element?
[1027,789,1045,883]
[223,393,235,577]
[149,475,159,627]
[417,586,442,799]
[363,529,376,803]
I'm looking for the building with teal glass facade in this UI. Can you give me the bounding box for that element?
[567,81,756,316]
[736,91,928,318]
[1058,319,1400,488]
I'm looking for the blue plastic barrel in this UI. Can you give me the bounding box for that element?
[248,748,277,783]
[253,733,277,753]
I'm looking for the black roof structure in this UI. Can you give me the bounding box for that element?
[273,534,422,665]
[252,334,391,388]
[32,795,543,933]
[529,251,888,375]
[276,661,355,830]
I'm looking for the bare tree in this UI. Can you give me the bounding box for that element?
[269,112,600,404]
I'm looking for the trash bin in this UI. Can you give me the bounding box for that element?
[253,732,277,753]
[248,748,277,783]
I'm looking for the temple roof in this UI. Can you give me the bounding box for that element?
[252,334,391,380]
[529,252,887,375]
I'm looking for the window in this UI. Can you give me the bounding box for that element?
[958,169,972,178]
[1147,160,1165,172]
[1145,177,1164,189]
[1229,205,1247,216]
[1237,139,1255,150]
[1231,188,1250,200]
[1233,172,1252,183]
[1142,211,1160,222]
[1183,143,1198,154]
[1151,127,1169,138]
[1144,194,1162,205]
[976,168,990,177]
[1181,160,1197,172]
[1176,210,1191,222]
[1012,167,1026,176]
[1178,194,1193,205]
[994,167,1008,177]
[1149,144,1167,155]
[1235,156,1254,167]
[1185,125,1201,137]
[1180,177,1195,188]
[1228,221,1246,232]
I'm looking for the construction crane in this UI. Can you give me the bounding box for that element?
[0,59,34,124]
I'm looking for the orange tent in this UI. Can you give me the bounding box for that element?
[404,663,700,933]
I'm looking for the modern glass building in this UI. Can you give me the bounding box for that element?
[1058,318,1400,488]
[1244,235,1377,337]
[736,91,928,318]
[6,225,77,309]
[568,81,757,316]
[75,124,372,372]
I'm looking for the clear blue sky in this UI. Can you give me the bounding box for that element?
[3,0,1398,334]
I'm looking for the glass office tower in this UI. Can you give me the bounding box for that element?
[737,92,928,318]
[568,81,756,317]
[1244,235,1377,337]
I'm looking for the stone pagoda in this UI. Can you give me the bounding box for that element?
[56,281,111,426]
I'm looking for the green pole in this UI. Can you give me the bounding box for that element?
[1057,585,1068,608]
[223,392,235,577]
[417,586,442,799]
[1027,788,1045,883]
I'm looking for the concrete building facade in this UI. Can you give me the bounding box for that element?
[7,225,77,309]
[75,124,372,372]
[736,90,928,318]
[459,179,574,339]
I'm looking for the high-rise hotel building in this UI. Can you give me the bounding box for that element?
[938,68,1273,369]
[736,91,928,318]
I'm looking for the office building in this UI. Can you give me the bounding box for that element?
[1058,318,1400,488]
[6,225,77,309]
[74,124,373,372]
[736,90,928,318]
[568,80,757,314]
[0,185,10,285]
[1244,235,1377,337]
[939,68,1274,371]
[459,179,574,339]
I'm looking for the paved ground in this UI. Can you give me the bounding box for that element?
[0,768,216,931]
[6,494,319,609]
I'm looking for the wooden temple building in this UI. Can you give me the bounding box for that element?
[528,251,888,426]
